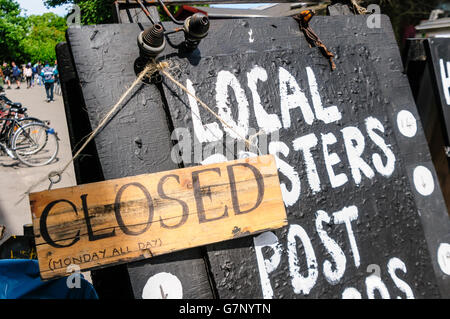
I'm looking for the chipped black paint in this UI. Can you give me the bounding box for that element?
[61,15,450,299]
[426,38,450,145]
[160,16,448,298]
[65,24,214,299]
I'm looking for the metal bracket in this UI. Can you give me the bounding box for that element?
[445,146,450,158]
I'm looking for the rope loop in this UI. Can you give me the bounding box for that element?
[24,58,262,197]
[48,171,62,185]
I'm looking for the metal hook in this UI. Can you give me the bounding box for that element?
[48,171,62,190]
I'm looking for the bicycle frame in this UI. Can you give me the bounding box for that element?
[0,117,22,157]
[0,117,27,147]
[0,96,57,164]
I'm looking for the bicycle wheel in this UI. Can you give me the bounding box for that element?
[13,122,49,157]
[12,122,59,167]
[13,117,47,146]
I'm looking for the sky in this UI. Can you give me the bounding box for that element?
[16,0,72,17]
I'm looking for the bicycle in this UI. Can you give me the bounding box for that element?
[0,91,59,167]
[1,91,50,142]
[0,93,46,125]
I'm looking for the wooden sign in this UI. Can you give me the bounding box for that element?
[30,155,287,280]
[63,16,450,299]
[426,38,450,145]
[159,16,449,298]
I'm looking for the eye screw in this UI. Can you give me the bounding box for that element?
[138,23,166,60]
[183,13,210,51]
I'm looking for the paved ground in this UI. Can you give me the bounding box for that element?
[0,84,76,245]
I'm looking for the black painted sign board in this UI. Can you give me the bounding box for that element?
[63,15,450,299]
[160,15,450,298]
[65,24,213,299]
[426,38,450,146]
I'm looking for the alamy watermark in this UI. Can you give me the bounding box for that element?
[66,4,81,29]
[170,127,280,165]
[367,264,381,278]
[366,5,381,29]
[66,264,81,289]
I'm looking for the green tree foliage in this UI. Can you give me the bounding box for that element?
[46,0,119,24]
[0,0,27,62]
[0,0,67,64]
[45,0,201,24]
[21,13,67,63]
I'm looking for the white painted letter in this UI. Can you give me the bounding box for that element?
[288,224,318,295]
[187,79,222,143]
[316,210,346,285]
[306,67,342,124]
[279,67,315,128]
[247,66,281,134]
[439,59,450,105]
[333,206,360,268]
[365,117,396,178]
[387,257,414,299]
[216,71,250,139]
[254,232,282,299]
[322,132,348,188]
[342,287,362,299]
[341,126,375,185]
[293,133,321,193]
[365,275,390,299]
[269,141,301,206]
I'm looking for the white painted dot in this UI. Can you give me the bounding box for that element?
[413,166,435,196]
[342,287,362,299]
[397,110,417,138]
[142,272,183,299]
[437,243,450,275]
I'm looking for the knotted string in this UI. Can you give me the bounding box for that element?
[22,59,261,200]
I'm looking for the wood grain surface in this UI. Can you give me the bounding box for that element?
[30,155,287,280]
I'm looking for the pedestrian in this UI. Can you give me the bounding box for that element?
[11,62,21,89]
[24,63,33,89]
[41,61,58,102]
[34,62,43,86]
[21,64,26,82]
[2,63,12,89]
[31,63,37,87]
[38,62,44,86]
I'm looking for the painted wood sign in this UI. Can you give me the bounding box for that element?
[61,15,450,299]
[64,22,216,298]
[426,38,450,145]
[159,15,450,299]
[29,155,287,280]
